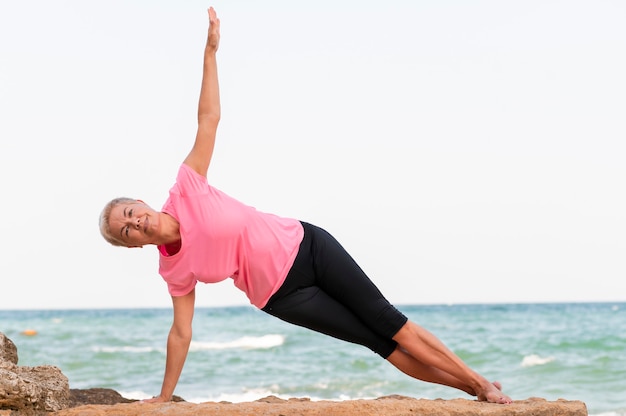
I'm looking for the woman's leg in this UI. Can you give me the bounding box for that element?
[301,223,511,403]
[264,284,399,358]
[268,223,511,403]
[392,321,512,403]
[387,346,474,395]
[387,346,505,398]
[300,223,408,340]
[264,283,503,400]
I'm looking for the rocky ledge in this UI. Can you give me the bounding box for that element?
[1,332,587,416]
[51,396,588,416]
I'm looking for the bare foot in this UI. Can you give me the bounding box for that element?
[477,381,512,404]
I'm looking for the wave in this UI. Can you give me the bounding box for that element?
[177,389,348,404]
[520,354,555,367]
[189,334,285,351]
[91,334,285,354]
[191,388,289,404]
[91,346,162,354]
[117,390,153,401]
[118,389,287,404]
[589,412,626,416]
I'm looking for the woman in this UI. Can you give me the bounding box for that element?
[100,7,512,405]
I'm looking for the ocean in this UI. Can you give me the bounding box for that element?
[1,303,624,415]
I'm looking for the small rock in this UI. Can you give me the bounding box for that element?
[0,333,18,365]
[0,332,70,415]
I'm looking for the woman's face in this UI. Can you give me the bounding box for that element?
[108,202,161,247]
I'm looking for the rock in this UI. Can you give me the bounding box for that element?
[0,333,70,415]
[0,333,18,365]
[69,388,136,407]
[68,388,185,407]
[50,396,588,416]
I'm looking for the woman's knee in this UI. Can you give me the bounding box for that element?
[392,320,417,344]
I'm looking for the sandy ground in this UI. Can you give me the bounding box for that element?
[50,395,588,416]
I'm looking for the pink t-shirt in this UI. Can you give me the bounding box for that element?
[158,164,304,308]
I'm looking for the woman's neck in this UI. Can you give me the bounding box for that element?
[156,212,181,245]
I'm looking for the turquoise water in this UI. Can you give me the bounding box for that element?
[1,303,624,415]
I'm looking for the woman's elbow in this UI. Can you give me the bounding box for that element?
[170,325,192,343]
[198,111,220,126]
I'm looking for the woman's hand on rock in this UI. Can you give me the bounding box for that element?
[141,395,171,403]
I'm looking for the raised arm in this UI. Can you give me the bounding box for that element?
[184,7,221,177]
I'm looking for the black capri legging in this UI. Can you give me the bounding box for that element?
[262,222,408,358]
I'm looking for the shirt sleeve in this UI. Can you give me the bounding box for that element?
[177,163,211,197]
[165,272,197,297]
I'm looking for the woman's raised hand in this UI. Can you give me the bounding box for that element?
[206,7,220,53]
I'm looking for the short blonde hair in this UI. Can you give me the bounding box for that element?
[99,197,138,247]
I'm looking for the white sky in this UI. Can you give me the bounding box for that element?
[1,0,624,310]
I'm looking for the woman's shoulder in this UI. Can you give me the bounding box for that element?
[171,163,211,196]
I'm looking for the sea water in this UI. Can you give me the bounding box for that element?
[1,303,624,415]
